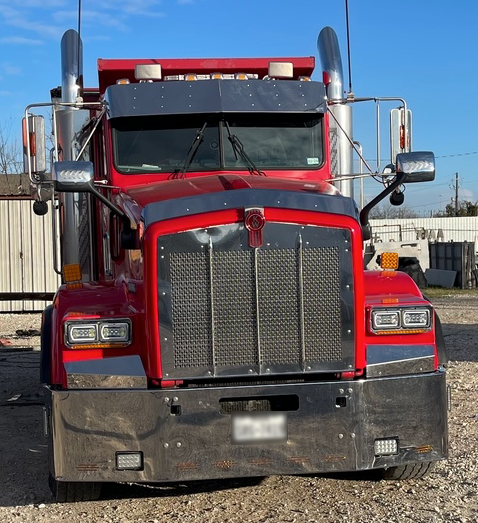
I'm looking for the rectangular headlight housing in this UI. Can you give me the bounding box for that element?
[67,324,98,343]
[402,309,430,328]
[100,322,130,342]
[65,319,132,348]
[371,310,400,330]
[370,306,432,334]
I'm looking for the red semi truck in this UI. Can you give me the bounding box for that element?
[23,26,448,502]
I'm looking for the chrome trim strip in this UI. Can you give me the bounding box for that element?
[298,232,306,371]
[208,237,216,377]
[254,247,262,373]
[64,355,147,389]
[366,344,435,378]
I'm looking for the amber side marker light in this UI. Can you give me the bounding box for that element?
[380,252,399,270]
[62,263,83,290]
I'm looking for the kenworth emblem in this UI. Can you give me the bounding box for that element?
[245,207,265,248]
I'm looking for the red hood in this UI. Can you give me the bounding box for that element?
[121,174,340,212]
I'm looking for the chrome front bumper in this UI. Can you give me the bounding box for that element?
[46,371,447,483]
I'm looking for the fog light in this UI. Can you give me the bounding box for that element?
[374,438,398,456]
[116,452,143,471]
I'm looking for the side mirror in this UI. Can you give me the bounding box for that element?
[52,161,94,192]
[390,107,412,164]
[22,115,46,175]
[396,151,435,183]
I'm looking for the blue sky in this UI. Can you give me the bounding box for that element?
[0,0,477,214]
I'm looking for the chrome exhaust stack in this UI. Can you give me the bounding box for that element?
[318,27,354,199]
[56,29,93,280]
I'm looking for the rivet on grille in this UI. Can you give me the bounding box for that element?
[163,398,170,404]
[173,396,178,402]
[176,442,182,448]
[248,369,254,374]
[164,443,169,448]
[338,434,344,439]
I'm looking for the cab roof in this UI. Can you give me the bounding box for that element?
[97,56,315,93]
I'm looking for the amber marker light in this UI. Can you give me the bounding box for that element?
[380,252,399,270]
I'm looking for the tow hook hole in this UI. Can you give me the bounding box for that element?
[336,397,347,408]
[171,405,182,416]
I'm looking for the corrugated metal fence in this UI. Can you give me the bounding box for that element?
[369,217,478,245]
[0,199,60,312]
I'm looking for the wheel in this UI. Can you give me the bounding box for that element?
[49,473,102,502]
[380,461,435,480]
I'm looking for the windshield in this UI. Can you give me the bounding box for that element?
[112,114,324,174]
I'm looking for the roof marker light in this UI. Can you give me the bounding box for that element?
[116,78,130,85]
[268,62,294,79]
[135,64,162,81]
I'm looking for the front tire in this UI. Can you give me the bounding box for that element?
[49,473,102,502]
[380,461,434,480]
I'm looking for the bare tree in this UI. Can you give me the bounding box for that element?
[0,120,23,175]
[369,203,419,219]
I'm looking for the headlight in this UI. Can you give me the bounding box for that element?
[370,307,431,334]
[65,319,132,348]
[67,324,98,342]
[402,309,430,328]
[371,310,400,330]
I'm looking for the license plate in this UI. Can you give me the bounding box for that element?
[232,412,287,444]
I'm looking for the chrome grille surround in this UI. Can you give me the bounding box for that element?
[157,223,354,379]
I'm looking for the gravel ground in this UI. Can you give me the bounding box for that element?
[0,294,477,523]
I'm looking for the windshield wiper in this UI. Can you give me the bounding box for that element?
[172,120,208,179]
[224,121,266,176]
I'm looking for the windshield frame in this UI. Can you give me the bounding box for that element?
[111,112,325,175]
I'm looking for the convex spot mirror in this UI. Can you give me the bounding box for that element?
[396,151,435,183]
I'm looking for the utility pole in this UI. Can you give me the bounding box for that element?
[450,172,460,216]
[455,172,459,216]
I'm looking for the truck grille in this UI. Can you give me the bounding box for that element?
[157,223,355,379]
